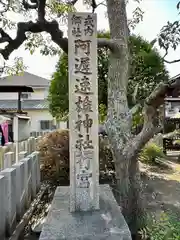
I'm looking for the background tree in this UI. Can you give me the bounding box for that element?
[49,33,168,118]
[49,53,68,120]
[1,0,180,236]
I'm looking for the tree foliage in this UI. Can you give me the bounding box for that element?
[49,33,168,119]
[128,35,169,107]
[155,1,180,63]
[49,53,68,120]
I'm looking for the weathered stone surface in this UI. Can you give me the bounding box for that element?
[0,168,17,236]
[39,185,131,240]
[68,12,99,213]
[19,151,28,160]
[31,154,37,198]
[20,156,32,207]
[32,151,40,191]
[4,152,14,168]
[0,175,5,240]
[12,161,26,219]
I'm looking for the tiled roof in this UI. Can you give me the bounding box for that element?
[0,72,49,87]
[0,100,48,110]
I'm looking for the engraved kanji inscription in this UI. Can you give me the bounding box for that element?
[77,169,92,188]
[71,15,82,25]
[75,151,91,169]
[72,27,81,37]
[75,114,93,133]
[83,114,93,133]
[84,15,94,36]
[75,134,83,151]
[75,57,92,75]
[71,15,82,37]
[84,134,93,149]
[84,150,93,160]
[75,134,93,150]
[75,76,93,95]
[75,118,82,132]
[75,151,83,166]
[74,39,91,56]
[75,96,92,113]
[75,96,93,113]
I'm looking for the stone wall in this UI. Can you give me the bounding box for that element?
[0,151,40,239]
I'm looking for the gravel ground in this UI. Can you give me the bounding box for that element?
[22,181,57,240]
[140,158,180,217]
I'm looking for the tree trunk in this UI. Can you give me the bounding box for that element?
[105,0,146,235]
[128,157,145,233]
[114,152,145,235]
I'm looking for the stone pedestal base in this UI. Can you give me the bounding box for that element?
[39,184,132,240]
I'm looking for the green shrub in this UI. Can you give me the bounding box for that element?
[139,212,180,240]
[139,142,165,164]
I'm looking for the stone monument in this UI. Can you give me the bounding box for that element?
[68,12,99,212]
[39,12,132,240]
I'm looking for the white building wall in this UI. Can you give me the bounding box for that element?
[27,110,54,132]
[0,88,48,100]
[0,92,18,100]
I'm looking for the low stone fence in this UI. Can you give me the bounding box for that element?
[0,134,44,171]
[0,131,44,239]
[0,151,41,239]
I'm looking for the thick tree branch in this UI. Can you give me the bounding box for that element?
[150,37,180,64]
[38,0,46,21]
[91,0,97,12]
[0,20,65,59]
[164,58,180,64]
[0,0,115,59]
[0,0,11,13]
[0,21,115,60]
[0,29,12,43]
[124,79,180,158]
[162,48,180,64]
[22,0,38,10]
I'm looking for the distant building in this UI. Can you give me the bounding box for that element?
[165,74,180,118]
[0,72,54,132]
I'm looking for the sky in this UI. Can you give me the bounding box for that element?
[1,0,180,79]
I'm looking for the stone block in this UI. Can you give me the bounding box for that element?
[20,156,28,208]
[39,185,132,240]
[20,157,32,207]
[31,153,38,197]
[0,146,8,169]
[24,141,28,153]
[5,142,13,152]
[32,151,40,191]
[4,152,14,169]
[19,151,27,160]
[19,141,24,152]
[31,137,36,152]
[0,168,17,236]
[28,138,32,154]
[12,161,26,219]
[0,175,6,240]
